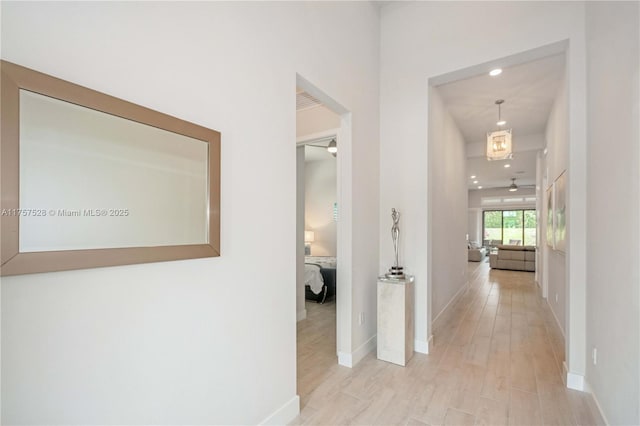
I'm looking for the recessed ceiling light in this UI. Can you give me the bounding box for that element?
[497,120,507,126]
[477,186,483,189]
[489,68,502,77]
[473,180,478,184]
[504,164,511,168]
[470,175,476,179]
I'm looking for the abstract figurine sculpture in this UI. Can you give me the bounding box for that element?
[391,208,400,266]
[386,208,405,278]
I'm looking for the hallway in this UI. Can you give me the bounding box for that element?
[293,261,604,425]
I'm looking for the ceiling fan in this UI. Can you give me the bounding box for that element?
[502,177,535,192]
[304,138,337,157]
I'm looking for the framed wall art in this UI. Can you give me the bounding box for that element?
[554,171,567,253]
[546,184,555,249]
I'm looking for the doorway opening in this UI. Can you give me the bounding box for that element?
[426,42,572,376]
[295,74,353,409]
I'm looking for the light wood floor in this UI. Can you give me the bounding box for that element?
[293,261,605,425]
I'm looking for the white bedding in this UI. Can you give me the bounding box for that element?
[304,263,325,295]
[305,256,337,268]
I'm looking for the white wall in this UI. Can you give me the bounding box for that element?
[304,158,337,256]
[428,88,468,320]
[0,2,380,424]
[585,2,639,424]
[543,75,568,334]
[379,1,587,371]
[296,105,340,138]
[296,147,306,321]
[467,208,482,245]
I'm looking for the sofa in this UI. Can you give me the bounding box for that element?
[468,246,487,262]
[489,244,536,271]
[483,239,503,248]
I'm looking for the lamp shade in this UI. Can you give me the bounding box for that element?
[304,231,315,243]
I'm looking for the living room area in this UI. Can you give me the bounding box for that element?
[468,206,538,272]
[439,54,568,275]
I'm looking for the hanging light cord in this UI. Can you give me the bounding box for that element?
[495,99,505,129]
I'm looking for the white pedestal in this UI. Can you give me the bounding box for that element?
[377,275,414,366]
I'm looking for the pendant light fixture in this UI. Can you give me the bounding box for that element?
[327,139,337,157]
[486,99,513,161]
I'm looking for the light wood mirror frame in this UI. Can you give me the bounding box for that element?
[1,60,221,276]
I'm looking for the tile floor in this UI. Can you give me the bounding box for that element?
[292,261,604,425]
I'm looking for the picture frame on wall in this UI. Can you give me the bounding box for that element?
[554,171,567,253]
[546,184,555,249]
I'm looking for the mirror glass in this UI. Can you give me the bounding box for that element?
[19,89,209,252]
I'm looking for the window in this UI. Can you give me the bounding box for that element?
[480,195,537,205]
[483,211,502,243]
[483,209,537,246]
[524,210,537,246]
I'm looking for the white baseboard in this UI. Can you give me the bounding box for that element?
[259,395,300,425]
[568,373,610,425]
[414,339,428,354]
[414,335,432,354]
[353,334,377,366]
[563,361,585,391]
[338,334,376,368]
[546,299,566,339]
[338,351,353,367]
[433,282,469,327]
[296,309,307,322]
[583,379,610,426]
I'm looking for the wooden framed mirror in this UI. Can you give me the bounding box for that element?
[1,60,221,276]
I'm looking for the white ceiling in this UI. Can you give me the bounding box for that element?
[467,150,538,190]
[436,53,565,189]
[437,54,565,144]
[297,87,337,162]
[299,55,564,186]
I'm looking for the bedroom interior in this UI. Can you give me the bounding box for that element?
[296,87,339,307]
[302,136,337,303]
[302,141,337,304]
[295,87,339,387]
[295,87,343,405]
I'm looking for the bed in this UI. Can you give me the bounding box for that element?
[304,256,337,303]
